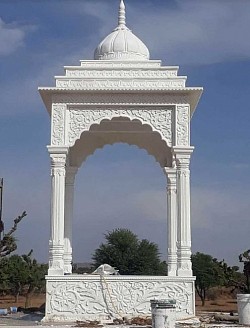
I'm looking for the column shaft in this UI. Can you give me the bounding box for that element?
[64,166,78,274]
[164,168,178,277]
[48,148,68,276]
[174,147,194,277]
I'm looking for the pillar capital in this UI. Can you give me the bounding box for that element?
[47,146,69,155]
[172,147,194,170]
[164,167,177,180]
[164,168,177,193]
[172,146,194,157]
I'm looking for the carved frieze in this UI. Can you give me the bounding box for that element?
[67,107,172,147]
[55,79,185,89]
[80,61,162,68]
[65,69,178,79]
[45,277,194,321]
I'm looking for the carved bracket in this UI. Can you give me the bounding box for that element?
[51,105,66,146]
[174,105,190,146]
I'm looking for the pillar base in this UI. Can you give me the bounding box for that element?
[177,269,192,277]
[64,264,72,274]
[48,268,64,276]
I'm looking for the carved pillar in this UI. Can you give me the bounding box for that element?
[164,167,178,277]
[173,147,194,277]
[64,166,78,274]
[47,146,68,276]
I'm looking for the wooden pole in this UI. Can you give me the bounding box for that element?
[0,178,3,240]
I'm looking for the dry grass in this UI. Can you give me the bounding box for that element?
[0,294,45,309]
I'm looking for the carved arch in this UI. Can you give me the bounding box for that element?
[69,128,172,168]
[66,107,173,148]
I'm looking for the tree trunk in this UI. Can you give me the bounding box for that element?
[15,292,19,303]
[201,290,206,306]
[196,287,206,306]
[25,286,35,308]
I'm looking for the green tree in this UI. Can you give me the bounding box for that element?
[93,228,167,275]
[219,252,249,294]
[0,211,27,257]
[0,257,10,296]
[21,250,48,308]
[0,251,47,307]
[191,252,223,306]
[5,254,29,302]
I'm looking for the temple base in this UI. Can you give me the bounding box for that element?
[43,275,195,323]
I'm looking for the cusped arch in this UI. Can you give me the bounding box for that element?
[67,107,173,149]
[68,116,172,168]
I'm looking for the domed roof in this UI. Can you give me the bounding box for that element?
[94,0,150,61]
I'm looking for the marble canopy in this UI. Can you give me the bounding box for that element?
[39,0,203,323]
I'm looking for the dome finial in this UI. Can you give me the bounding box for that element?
[118,0,126,27]
[94,0,150,61]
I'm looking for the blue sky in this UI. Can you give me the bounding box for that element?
[0,0,250,266]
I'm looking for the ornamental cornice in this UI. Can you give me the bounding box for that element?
[55,79,186,89]
[79,60,163,68]
[51,93,189,105]
[66,107,172,148]
[64,69,178,79]
[45,275,196,282]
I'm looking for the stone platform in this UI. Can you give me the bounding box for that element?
[43,275,195,323]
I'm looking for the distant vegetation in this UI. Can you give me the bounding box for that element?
[0,215,248,308]
[0,211,27,258]
[92,228,167,275]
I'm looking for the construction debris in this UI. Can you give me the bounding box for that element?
[75,320,103,327]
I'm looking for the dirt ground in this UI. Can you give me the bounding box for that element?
[0,294,45,309]
[0,293,238,313]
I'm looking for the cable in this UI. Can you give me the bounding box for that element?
[100,273,125,320]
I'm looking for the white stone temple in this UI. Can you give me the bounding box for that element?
[39,0,203,323]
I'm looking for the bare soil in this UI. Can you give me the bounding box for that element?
[196,298,237,313]
[0,294,45,309]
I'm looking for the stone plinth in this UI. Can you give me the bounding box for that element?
[43,275,195,323]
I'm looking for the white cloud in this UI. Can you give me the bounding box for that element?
[132,0,250,65]
[73,0,250,65]
[0,43,94,117]
[0,18,26,56]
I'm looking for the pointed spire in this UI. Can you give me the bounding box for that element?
[118,0,126,27]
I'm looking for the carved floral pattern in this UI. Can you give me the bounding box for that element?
[65,69,177,79]
[80,62,161,68]
[176,106,189,146]
[52,105,65,145]
[67,108,172,147]
[56,79,185,89]
[46,279,193,318]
